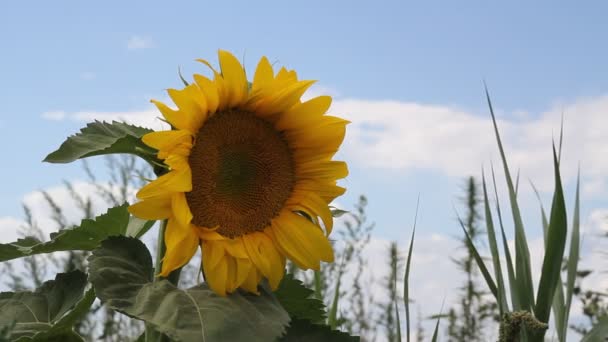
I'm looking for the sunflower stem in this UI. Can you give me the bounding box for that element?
[154,219,168,279]
[313,270,323,301]
[145,219,169,342]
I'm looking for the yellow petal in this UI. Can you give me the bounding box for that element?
[275,96,332,131]
[150,100,185,130]
[128,196,172,220]
[222,238,248,259]
[252,56,274,94]
[142,130,192,152]
[225,256,238,292]
[202,240,225,271]
[271,211,334,270]
[164,154,190,171]
[167,85,207,130]
[286,116,348,150]
[255,80,316,116]
[288,191,334,235]
[293,180,346,203]
[276,67,298,83]
[218,50,248,108]
[160,219,199,276]
[297,160,349,181]
[241,268,261,294]
[194,74,220,114]
[195,227,226,241]
[243,233,284,288]
[204,255,228,296]
[171,193,193,227]
[136,169,192,199]
[235,258,252,288]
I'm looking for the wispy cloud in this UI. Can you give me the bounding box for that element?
[41,110,67,121]
[127,35,155,50]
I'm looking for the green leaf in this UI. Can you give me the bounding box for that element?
[486,86,535,311]
[278,319,359,342]
[534,147,568,326]
[430,305,443,342]
[481,170,508,315]
[30,288,95,341]
[403,199,418,342]
[125,216,156,239]
[326,272,341,330]
[491,164,520,311]
[0,271,88,341]
[457,212,498,299]
[531,181,565,342]
[275,274,326,323]
[43,121,158,164]
[562,171,580,339]
[88,236,290,342]
[329,208,348,218]
[0,204,133,262]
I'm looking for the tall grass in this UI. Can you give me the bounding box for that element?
[394,89,608,341]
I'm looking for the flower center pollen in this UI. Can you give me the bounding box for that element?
[186,110,295,238]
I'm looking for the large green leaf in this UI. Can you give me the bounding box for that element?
[481,170,508,315]
[88,236,290,342]
[0,205,149,262]
[491,164,520,311]
[562,172,580,339]
[486,87,535,312]
[43,121,158,164]
[278,319,359,342]
[274,274,326,323]
[534,148,568,326]
[0,271,89,341]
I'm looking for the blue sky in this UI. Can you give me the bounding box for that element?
[2,1,608,339]
[2,1,608,238]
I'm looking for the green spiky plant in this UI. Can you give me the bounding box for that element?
[455,88,604,341]
[444,176,498,341]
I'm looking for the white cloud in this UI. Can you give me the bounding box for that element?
[41,110,67,121]
[333,94,608,195]
[127,35,155,50]
[0,217,25,243]
[584,208,608,236]
[41,108,169,131]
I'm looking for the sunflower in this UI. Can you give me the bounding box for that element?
[129,50,348,296]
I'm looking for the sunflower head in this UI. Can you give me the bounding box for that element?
[129,50,348,296]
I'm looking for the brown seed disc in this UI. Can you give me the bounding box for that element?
[186,110,295,238]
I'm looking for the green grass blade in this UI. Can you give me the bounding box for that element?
[456,209,498,299]
[403,197,419,342]
[563,169,581,339]
[481,169,508,315]
[515,168,521,198]
[430,300,445,342]
[327,273,341,329]
[491,164,520,310]
[534,146,568,327]
[313,270,323,301]
[485,86,535,311]
[531,181,566,342]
